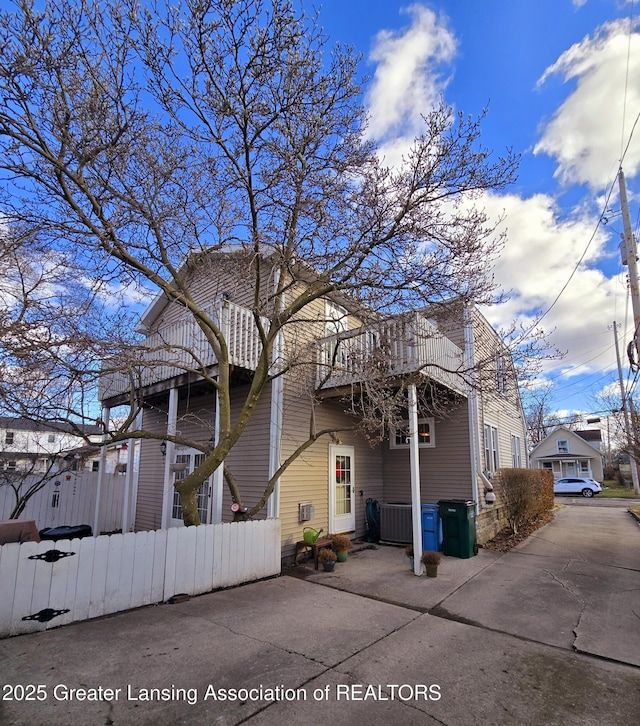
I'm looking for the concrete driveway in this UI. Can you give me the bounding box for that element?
[1,501,639,725]
[437,502,640,665]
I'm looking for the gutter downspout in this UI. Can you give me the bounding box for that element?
[408,383,423,576]
[463,306,480,511]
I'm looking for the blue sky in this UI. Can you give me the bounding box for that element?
[317,0,640,421]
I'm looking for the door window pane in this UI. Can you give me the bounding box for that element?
[335,455,351,515]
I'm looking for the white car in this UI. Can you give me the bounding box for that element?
[554,477,602,498]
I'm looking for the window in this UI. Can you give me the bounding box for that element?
[511,434,522,468]
[391,418,435,448]
[496,354,508,395]
[92,461,100,472]
[324,300,350,371]
[484,424,499,473]
[5,432,14,445]
[557,440,569,454]
[6,460,17,471]
[171,452,211,524]
[579,461,589,473]
[47,433,56,444]
[324,300,348,337]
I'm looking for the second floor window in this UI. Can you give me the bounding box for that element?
[5,432,14,445]
[557,440,569,454]
[325,300,348,337]
[496,354,508,395]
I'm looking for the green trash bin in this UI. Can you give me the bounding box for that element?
[438,500,478,558]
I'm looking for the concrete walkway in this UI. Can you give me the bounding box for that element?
[2,503,639,725]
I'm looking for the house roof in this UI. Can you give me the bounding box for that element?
[530,425,603,457]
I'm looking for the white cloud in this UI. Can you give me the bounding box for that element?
[535,20,640,188]
[478,190,627,378]
[364,8,633,401]
[365,4,456,164]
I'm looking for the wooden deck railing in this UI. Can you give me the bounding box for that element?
[99,300,267,400]
[316,312,465,394]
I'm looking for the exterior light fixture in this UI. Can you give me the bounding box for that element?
[160,441,167,456]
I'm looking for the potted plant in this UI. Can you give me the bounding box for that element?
[318,547,337,572]
[421,550,441,577]
[331,534,353,562]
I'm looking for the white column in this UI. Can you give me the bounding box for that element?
[408,383,422,576]
[161,387,178,528]
[121,410,141,533]
[267,270,284,519]
[93,407,110,536]
[211,384,224,524]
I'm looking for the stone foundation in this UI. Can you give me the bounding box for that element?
[476,504,509,544]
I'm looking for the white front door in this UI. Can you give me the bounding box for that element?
[329,445,356,534]
[169,451,212,527]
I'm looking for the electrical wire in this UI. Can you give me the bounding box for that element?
[620,2,636,161]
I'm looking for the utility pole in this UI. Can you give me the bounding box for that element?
[613,321,640,493]
[618,169,640,494]
[619,168,640,348]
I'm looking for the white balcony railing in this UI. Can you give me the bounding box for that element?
[316,312,465,394]
[99,299,267,401]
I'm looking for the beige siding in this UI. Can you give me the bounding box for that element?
[278,392,384,558]
[382,403,473,503]
[148,251,273,330]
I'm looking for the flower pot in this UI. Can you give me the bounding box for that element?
[425,564,438,578]
[336,550,348,563]
[322,560,336,572]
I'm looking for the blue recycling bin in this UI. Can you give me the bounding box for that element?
[421,503,442,552]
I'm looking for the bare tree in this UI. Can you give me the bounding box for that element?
[0,0,520,525]
[521,382,572,447]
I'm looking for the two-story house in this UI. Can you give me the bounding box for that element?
[0,417,102,474]
[98,250,528,559]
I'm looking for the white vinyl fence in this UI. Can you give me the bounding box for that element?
[0,472,124,534]
[0,518,281,638]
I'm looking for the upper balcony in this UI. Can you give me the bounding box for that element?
[99,299,267,402]
[316,312,466,395]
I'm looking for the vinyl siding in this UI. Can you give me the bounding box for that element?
[278,390,384,558]
[222,383,272,521]
[381,402,473,503]
[135,402,169,531]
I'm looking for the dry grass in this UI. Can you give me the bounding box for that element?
[481,511,554,553]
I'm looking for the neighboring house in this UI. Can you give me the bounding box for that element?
[530,426,604,483]
[98,251,528,558]
[61,441,133,475]
[0,417,102,475]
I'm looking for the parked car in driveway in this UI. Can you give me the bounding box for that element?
[554,477,602,498]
